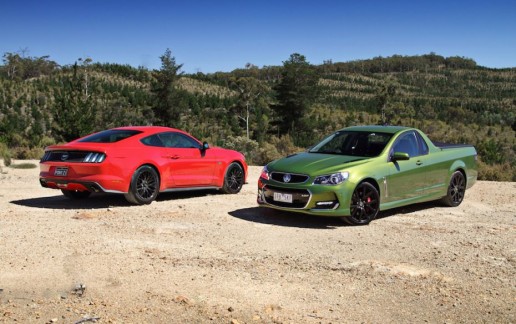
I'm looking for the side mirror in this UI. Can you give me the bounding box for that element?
[202,142,210,150]
[391,152,410,162]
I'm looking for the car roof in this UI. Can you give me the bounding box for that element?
[112,126,184,134]
[341,125,411,134]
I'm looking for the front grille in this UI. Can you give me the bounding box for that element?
[271,172,309,184]
[263,185,311,209]
[41,151,105,163]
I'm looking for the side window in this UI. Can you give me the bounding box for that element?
[392,132,419,157]
[159,132,200,148]
[415,132,429,155]
[141,134,164,147]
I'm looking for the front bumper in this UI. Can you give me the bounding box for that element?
[257,177,354,217]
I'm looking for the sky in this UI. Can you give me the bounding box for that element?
[1,0,515,73]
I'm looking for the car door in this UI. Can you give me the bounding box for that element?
[159,132,216,187]
[413,131,445,196]
[385,131,428,203]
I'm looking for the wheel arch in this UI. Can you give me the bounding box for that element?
[344,177,381,209]
[441,167,467,207]
[345,178,381,225]
[357,177,380,193]
[453,167,467,185]
[229,160,246,178]
[219,159,247,186]
[220,160,246,194]
[449,160,467,185]
[130,163,162,192]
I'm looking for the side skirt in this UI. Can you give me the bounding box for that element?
[161,186,221,193]
[380,193,446,211]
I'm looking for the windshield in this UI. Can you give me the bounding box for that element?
[309,131,393,157]
[78,129,142,143]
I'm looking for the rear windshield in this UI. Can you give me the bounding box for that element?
[78,130,142,143]
[309,131,393,157]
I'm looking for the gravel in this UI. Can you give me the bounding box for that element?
[0,162,514,323]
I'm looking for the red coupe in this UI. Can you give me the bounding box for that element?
[39,126,248,204]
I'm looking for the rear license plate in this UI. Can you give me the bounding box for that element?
[54,167,68,176]
[273,192,293,203]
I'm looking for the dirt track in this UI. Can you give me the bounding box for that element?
[1,162,515,323]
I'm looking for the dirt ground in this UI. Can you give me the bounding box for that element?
[0,161,514,323]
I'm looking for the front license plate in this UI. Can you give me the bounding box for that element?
[273,192,293,203]
[54,167,68,176]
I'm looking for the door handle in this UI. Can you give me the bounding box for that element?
[164,155,180,159]
[416,160,423,166]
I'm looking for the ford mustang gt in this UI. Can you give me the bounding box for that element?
[258,125,477,225]
[40,126,248,204]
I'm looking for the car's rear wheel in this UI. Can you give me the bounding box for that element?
[61,189,91,199]
[221,162,244,194]
[124,165,160,205]
[344,182,379,225]
[442,170,466,207]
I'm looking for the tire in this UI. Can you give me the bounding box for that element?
[442,170,466,207]
[61,189,91,199]
[124,165,160,205]
[344,182,380,225]
[221,162,244,194]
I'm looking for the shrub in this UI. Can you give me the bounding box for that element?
[39,136,56,148]
[252,142,282,165]
[10,163,37,169]
[477,161,514,182]
[271,134,303,156]
[223,136,259,163]
[0,143,12,167]
[13,146,45,160]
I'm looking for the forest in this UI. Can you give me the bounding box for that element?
[0,51,515,181]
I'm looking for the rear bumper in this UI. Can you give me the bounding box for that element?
[39,178,125,194]
[39,162,129,193]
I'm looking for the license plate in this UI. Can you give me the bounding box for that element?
[273,192,293,203]
[54,167,68,176]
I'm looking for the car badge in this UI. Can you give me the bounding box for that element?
[283,173,292,183]
[61,153,69,161]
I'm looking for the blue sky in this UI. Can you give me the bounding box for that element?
[1,0,515,73]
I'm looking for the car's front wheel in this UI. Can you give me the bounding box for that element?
[61,189,91,199]
[221,162,244,194]
[124,165,160,204]
[442,170,466,207]
[344,182,380,225]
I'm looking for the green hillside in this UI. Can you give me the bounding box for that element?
[1,52,514,180]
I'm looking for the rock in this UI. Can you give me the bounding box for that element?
[174,295,192,305]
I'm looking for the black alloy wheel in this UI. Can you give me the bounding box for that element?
[124,165,160,204]
[442,170,466,207]
[345,182,380,225]
[221,162,244,194]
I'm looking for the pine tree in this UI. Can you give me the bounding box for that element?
[151,49,185,126]
[273,53,319,135]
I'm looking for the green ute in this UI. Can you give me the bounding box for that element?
[257,125,477,225]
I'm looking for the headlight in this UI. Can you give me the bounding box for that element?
[260,165,270,180]
[313,172,349,185]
